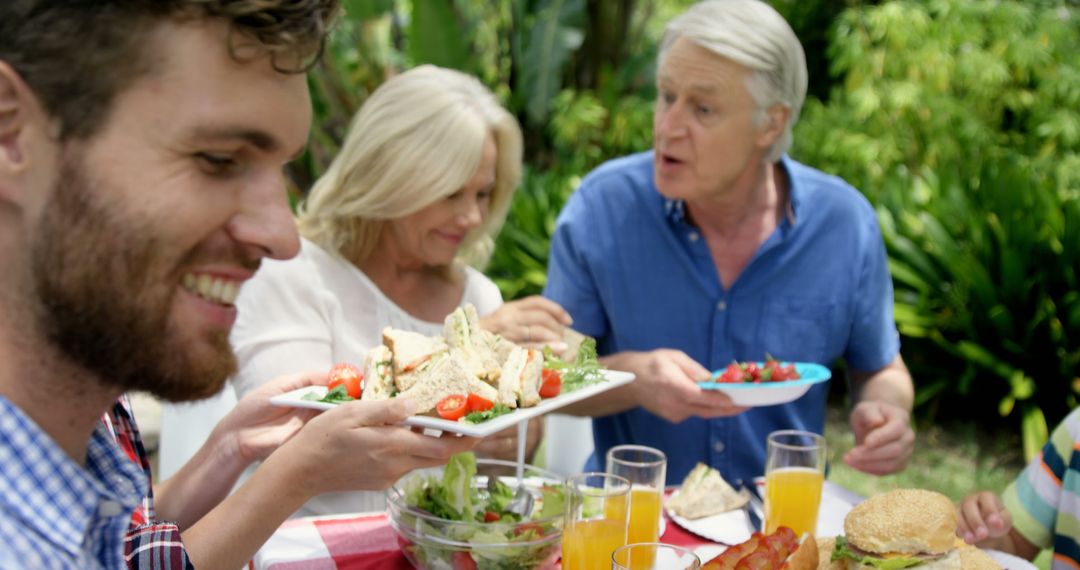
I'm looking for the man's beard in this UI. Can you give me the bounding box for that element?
[29,151,238,402]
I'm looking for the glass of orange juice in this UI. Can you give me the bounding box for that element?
[612,543,701,570]
[562,472,630,570]
[605,445,666,548]
[763,430,826,538]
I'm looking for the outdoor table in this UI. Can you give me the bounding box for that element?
[250,482,861,569]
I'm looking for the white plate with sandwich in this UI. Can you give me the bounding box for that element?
[665,463,756,545]
[270,304,635,438]
[271,368,634,437]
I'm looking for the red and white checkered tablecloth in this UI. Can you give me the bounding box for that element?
[251,483,860,569]
[252,510,717,570]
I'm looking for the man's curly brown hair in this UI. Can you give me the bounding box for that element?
[0,0,340,141]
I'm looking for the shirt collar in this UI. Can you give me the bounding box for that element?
[662,155,801,227]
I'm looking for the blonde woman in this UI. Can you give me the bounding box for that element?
[227,65,568,515]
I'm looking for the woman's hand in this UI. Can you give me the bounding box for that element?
[480,296,572,351]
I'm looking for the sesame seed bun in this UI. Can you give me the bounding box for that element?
[844,489,958,556]
[958,545,1002,569]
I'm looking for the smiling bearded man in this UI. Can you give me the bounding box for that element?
[31,147,253,402]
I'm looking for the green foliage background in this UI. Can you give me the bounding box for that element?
[291,0,1080,455]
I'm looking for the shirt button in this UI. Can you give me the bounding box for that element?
[713,441,726,453]
[716,301,727,311]
[99,500,123,517]
[688,231,699,242]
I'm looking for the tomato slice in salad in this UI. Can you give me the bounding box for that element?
[466,393,494,413]
[451,551,477,570]
[327,363,363,399]
[436,394,468,420]
[539,368,562,398]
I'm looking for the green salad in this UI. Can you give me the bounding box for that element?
[393,453,564,569]
[543,338,606,393]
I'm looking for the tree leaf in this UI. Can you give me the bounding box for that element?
[518,0,586,125]
[408,0,471,71]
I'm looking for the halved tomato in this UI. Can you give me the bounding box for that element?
[466,393,494,413]
[327,363,363,399]
[436,394,468,421]
[539,368,562,398]
[451,551,477,570]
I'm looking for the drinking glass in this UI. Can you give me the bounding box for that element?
[562,472,631,570]
[763,430,826,537]
[612,543,701,570]
[605,445,666,547]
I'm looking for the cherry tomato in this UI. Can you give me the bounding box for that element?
[451,551,477,570]
[514,522,545,537]
[466,393,494,413]
[327,363,363,399]
[539,368,562,398]
[436,394,468,421]
[483,511,501,522]
[745,362,761,382]
[719,363,744,383]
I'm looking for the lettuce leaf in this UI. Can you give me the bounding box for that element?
[442,452,478,520]
[543,338,605,393]
[831,536,925,569]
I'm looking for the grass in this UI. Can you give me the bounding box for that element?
[823,404,1026,502]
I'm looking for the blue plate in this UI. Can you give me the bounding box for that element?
[698,363,832,407]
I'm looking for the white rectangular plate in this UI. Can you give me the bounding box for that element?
[269,369,634,437]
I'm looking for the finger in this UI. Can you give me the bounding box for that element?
[522,311,568,341]
[850,404,886,444]
[842,442,912,474]
[846,435,913,465]
[977,493,1010,536]
[335,398,415,427]
[852,402,886,431]
[960,495,991,542]
[841,454,905,476]
[258,370,329,396]
[516,296,573,325]
[681,387,748,417]
[692,403,750,418]
[667,351,711,381]
[955,501,976,542]
[407,431,480,462]
[860,418,912,449]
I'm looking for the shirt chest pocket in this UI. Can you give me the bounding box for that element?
[756,297,835,363]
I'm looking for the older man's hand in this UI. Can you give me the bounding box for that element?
[843,400,914,475]
[623,349,747,423]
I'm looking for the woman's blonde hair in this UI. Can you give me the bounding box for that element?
[297,65,523,268]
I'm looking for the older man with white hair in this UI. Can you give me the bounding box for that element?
[545,0,915,485]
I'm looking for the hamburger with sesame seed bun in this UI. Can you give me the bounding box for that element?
[830,489,963,569]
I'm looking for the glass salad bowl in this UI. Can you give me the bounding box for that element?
[386,454,564,570]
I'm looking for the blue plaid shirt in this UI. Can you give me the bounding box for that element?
[0,396,148,569]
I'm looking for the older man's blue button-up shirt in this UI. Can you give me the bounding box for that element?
[544,151,899,485]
